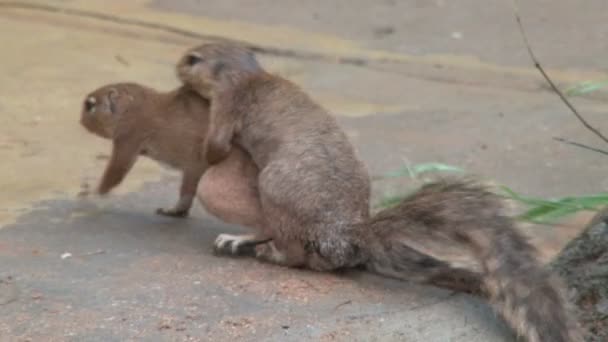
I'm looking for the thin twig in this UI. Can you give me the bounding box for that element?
[333,299,352,312]
[77,249,107,257]
[553,137,608,156]
[114,54,130,67]
[511,1,608,145]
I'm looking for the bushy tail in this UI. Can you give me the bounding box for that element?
[363,179,582,342]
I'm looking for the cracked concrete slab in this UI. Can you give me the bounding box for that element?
[1,0,606,340]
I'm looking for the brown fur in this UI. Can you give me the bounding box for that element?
[80,82,260,220]
[175,43,582,341]
[197,143,266,235]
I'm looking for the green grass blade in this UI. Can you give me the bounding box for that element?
[566,80,608,96]
[502,186,608,223]
[520,204,582,223]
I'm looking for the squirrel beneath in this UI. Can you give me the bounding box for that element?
[80,82,261,223]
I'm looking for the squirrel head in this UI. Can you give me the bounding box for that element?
[80,83,140,139]
[176,42,262,98]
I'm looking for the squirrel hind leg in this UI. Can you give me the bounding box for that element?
[254,241,311,269]
[213,233,271,256]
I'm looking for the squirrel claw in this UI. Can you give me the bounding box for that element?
[213,234,264,256]
[156,207,189,218]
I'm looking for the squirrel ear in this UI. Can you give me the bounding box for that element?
[108,88,120,114]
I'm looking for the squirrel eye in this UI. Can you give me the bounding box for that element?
[186,54,203,66]
[84,97,96,112]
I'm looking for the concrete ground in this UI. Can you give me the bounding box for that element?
[1,0,607,341]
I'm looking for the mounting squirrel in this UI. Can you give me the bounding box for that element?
[175,43,582,342]
[80,82,262,223]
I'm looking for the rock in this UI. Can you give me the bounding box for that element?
[551,208,608,341]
